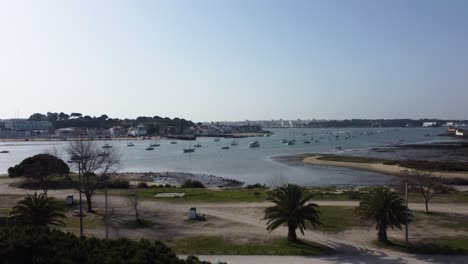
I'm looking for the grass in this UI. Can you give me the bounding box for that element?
[141,187,270,203]
[316,206,366,233]
[413,211,468,232]
[316,155,387,164]
[374,237,468,255]
[64,213,104,229]
[168,236,332,255]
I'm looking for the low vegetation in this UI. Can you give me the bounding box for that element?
[169,236,331,256]
[0,226,208,264]
[181,180,205,188]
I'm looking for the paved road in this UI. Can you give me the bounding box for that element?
[195,254,466,264]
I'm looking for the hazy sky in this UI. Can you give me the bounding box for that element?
[1,0,467,122]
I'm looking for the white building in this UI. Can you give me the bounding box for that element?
[2,119,52,131]
[422,122,437,127]
[128,126,147,137]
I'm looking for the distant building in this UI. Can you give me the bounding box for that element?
[55,127,87,137]
[86,128,110,137]
[128,126,147,137]
[2,119,52,131]
[422,122,437,127]
[109,127,127,137]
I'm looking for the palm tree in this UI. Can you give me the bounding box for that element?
[263,184,320,242]
[356,187,411,243]
[9,192,66,227]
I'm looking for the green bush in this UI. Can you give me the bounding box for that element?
[246,183,265,189]
[181,180,205,189]
[137,182,149,189]
[0,226,209,264]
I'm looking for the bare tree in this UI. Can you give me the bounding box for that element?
[65,139,120,212]
[401,169,441,213]
[267,173,289,188]
[127,189,141,224]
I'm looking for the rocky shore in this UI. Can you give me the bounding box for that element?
[113,171,244,188]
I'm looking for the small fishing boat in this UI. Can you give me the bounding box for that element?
[150,143,160,147]
[230,141,238,146]
[102,143,113,149]
[98,151,110,157]
[249,141,260,148]
[281,139,288,144]
[170,141,177,144]
[287,141,295,145]
[213,137,220,142]
[194,141,202,148]
[221,146,230,150]
[0,150,9,154]
[304,140,311,144]
[183,148,195,153]
[145,146,155,151]
[127,142,135,147]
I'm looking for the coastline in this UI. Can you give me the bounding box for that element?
[303,155,468,180]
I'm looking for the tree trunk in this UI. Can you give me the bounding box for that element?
[378,225,388,243]
[425,200,429,213]
[287,224,298,242]
[85,193,93,213]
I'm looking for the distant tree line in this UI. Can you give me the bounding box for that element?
[298,119,465,128]
[28,112,194,135]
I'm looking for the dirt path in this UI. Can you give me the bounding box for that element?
[1,179,467,263]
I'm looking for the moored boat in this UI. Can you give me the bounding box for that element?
[145,146,155,151]
[127,142,135,147]
[102,143,113,149]
[249,141,260,148]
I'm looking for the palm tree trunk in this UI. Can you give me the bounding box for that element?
[288,224,298,242]
[378,225,388,243]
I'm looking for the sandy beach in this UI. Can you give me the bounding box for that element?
[303,156,468,180]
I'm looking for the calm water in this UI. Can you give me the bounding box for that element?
[0,127,447,186]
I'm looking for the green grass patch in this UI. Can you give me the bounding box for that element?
[316,206,366,233]
[141,187,270,203]
[168,236,332,255]
[64,213,104,229]
[413,211,468,232]
[374,237,468,255]
[316,155,387,164]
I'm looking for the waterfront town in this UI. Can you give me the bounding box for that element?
[1,114,467,140]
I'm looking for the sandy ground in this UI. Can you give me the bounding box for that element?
[303,156,468,179]
[1,178,467,263]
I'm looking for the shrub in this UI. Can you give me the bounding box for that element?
[96,180,130,189]
[181,180,205,188]
[0,226,209,264]
[246,183,265,189]
[137,182,149,188]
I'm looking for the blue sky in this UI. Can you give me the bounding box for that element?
[0,0,467,121]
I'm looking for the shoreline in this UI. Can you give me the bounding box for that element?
[302,155,468,180]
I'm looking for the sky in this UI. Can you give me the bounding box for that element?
[0,0,467,122]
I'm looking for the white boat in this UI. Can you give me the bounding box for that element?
[102,143,113,149]
[150,143,160,147]
[183,143,195,153]
[214,137,220,142]
[194,141,202,148]
[249,141,260,148]
[127,142,135,147]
